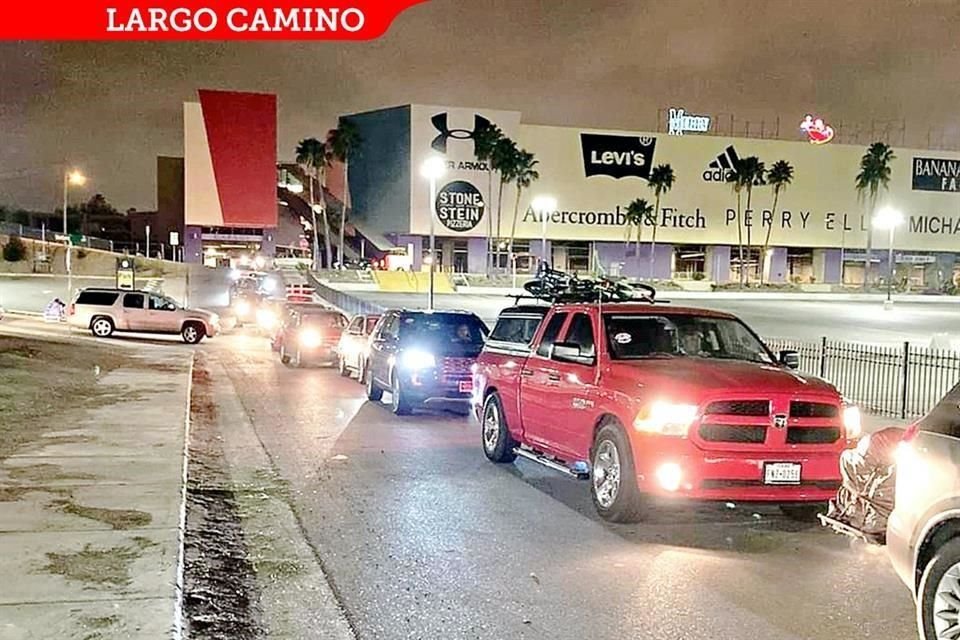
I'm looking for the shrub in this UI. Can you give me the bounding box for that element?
[692,271,706,281]
[77,249,88,259]
[2,235,27,262]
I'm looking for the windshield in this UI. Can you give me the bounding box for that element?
[302,313,346,328]
[399,313,487,355]
[604,314,775,364]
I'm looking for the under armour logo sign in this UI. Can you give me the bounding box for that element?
[431,113,492,154]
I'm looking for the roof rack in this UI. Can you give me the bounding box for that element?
[513,264,657,305]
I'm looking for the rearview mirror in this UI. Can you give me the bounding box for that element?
[779,349,800,370]
[552,341,595,366]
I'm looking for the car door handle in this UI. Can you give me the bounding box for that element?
[520,368,534,377]
[547,372,561,383]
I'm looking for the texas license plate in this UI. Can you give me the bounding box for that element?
[764,462,801,485]
[458,380,473,393]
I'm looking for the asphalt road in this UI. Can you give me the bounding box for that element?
[199,330,917,640]
[353,291,960,347]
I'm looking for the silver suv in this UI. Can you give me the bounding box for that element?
[67,288,220,344]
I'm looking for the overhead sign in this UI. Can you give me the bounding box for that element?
[580,134,657,180]
[800,114,835,145]
[435,181,484,232]
[668,108,711,136]
[913,157,960,193]
[116,257,135,290]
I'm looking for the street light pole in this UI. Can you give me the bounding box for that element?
[872,206,904,307]
[887,225,895,303]
[62,170,86,300]
[531,195,557,269]
[428,175,437,311]
[420,156,447,311]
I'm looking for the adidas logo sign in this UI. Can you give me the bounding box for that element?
[702,145,741,182]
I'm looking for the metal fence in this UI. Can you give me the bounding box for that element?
[1,222,114,251]
[766,337,960,419]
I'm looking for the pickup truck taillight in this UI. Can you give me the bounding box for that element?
[67,303,75,316]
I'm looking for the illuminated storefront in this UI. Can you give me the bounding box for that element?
[343,104,960,284]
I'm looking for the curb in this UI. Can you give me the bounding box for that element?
[172,353,194,640]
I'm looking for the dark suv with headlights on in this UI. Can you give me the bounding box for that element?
[364,309,488,415]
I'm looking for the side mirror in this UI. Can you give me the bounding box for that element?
[552,341,595,366]
[779,349,800,370]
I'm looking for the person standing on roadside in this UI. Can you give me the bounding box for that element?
[44,297,66,322]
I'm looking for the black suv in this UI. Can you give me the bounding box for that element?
[364,309,488,415]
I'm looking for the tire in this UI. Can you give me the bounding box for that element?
[390,373,413,416]
[481,393,517,463]
[181,322,205,344]
[365,365,383,401]
[280,344,291,365]
[338,355,350,377]
[590,420,645,523]
[919,537,960,640]
[90,316,114,338]
[779,503,828,522]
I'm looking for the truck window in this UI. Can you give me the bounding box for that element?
[916,382,960,438]
[76,290,120,306]
[561,313,596,359]
[122,293,145,309]
[489,315,543,345]
[535,312,568,358]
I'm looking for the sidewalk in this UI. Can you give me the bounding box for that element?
[0,339,192,640]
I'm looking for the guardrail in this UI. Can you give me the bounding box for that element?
[306,271,384,316]
[766,337,960,420]
[1,222,114,252]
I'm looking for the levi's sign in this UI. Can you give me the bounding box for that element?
[580,134,656,180]
[913,157,960,193]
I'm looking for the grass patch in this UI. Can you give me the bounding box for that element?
[52,499,153,529]
[42,537,155,588]
[8,463,96,483]
[0,337,131,461]
[80,614,119,629]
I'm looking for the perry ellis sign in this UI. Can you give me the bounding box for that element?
[580,133,657,180]
[913,157,960,193]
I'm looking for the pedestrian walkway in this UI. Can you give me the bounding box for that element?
[0,348,192,640]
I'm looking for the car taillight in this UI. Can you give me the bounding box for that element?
[67,304,75,315]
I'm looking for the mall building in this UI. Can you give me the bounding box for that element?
[341,104,960,286]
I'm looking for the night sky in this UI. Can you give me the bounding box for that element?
[1,0,959,212]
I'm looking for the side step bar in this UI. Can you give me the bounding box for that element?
[513,447,590,480]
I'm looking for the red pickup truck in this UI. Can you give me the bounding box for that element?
[472,301,862,522]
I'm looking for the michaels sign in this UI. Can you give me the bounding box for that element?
[580,133,657,180]
[913,157,960,193]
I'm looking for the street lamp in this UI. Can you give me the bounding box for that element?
[63,170,86,300]
[420,155,447,310]
[531,195,557,267]
[873,206,904,304]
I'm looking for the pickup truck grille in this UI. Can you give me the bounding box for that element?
[786,426,840,444]
[699,424,766,444]
[704,400,769,416]
[789,401,839,418]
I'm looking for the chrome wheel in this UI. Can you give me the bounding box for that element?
[592,439,621,509]
[183,326,198,343]
[482,402,500,453]
[934,562,960,639]
[92,318,112,337]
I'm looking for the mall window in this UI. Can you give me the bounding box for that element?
[730,247,762,283]
[423,247,443,270]
[674,245,706,279]
[453,240,468,273]
[787,248,815,284]
[551,241,591,274]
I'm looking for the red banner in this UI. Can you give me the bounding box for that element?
[0,0,428,40]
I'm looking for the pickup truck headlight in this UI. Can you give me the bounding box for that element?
[401,349,436,370]
[842,405,862,440]
[634,401,699,436]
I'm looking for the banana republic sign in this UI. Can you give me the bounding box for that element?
[913,157,960,193]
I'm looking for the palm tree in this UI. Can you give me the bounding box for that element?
[295,137,332,269]
[491,137,518,271]
[473,122,504,274]
[855,142,896,290]
[647,164,675,279]
[508,150,540,263]
[760,160,795,284]
[327,119,361,268]
[727,156,765,286]
[740,156,766,282]
[625,198,653,277]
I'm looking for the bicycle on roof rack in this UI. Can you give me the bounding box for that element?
[516,263,657,305]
